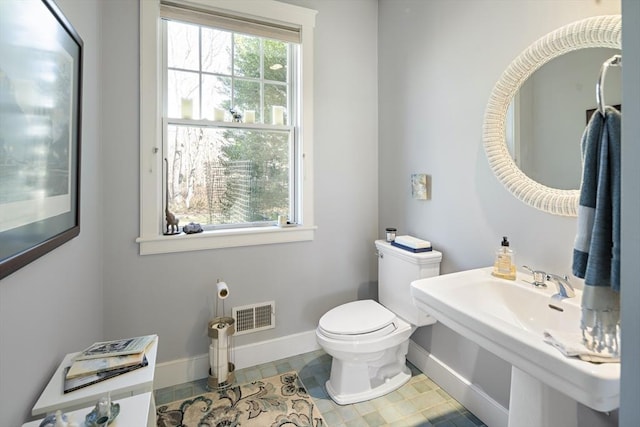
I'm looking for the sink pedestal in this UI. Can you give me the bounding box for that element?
[509,366,580,427]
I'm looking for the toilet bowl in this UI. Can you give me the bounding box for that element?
[316,299,414,404]
[316,240,442,405]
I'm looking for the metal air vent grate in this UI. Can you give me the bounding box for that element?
[232,301,275,335]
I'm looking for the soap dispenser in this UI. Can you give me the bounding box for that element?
[492,236,516,280]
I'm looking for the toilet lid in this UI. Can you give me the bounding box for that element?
[319,300,396,335]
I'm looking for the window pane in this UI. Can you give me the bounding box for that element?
[167,21,200,71]
[264,83,287,125]
[202,27,232,75]
[233,34,260,78]
[166,125,290,226]
[202,74,231,119]
[263,39,287,82]
[233,79,261,122]
[168,70,200,119]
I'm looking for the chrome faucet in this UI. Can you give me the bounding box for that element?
[522,266,575,298]
[546,273,576,298]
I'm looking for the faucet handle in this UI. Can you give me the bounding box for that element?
[522,265,547,287]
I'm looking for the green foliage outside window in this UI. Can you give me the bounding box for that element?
[164,20,295,228]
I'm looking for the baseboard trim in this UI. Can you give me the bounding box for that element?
[154,330,321,389]
[407,339,509,427]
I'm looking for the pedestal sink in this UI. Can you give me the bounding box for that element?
[410,267,619,427]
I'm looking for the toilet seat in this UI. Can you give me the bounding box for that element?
[318,300,398,341]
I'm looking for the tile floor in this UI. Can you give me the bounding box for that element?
[154,349,487,427]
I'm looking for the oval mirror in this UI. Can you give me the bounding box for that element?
[483,15,621,216]
[508,47,621,190]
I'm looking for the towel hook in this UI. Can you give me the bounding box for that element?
[596,54,622,116]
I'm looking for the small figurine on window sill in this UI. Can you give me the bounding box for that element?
[183,222,203,234]
[164,208,180,235]
[229,107,242,123]
[164,158,180,235]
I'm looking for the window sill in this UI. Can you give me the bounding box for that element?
[136,225,317,255]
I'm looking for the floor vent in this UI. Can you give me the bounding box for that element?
[232,301,275,335]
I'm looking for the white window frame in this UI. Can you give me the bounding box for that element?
[138,0,316,255]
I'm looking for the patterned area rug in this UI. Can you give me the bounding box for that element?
[156,371,326,427]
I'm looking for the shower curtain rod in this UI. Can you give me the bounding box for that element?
[596,54,622,116]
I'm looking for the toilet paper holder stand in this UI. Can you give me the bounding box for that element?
[208,280,236,390]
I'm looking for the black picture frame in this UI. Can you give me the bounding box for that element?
[0,0,83,280]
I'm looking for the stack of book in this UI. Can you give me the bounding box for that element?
[63,334,157,393]
[391,235,433,253]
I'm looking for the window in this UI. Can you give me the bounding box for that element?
[163,15,295,229]
[138,0,316,255]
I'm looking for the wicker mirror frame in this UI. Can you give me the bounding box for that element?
[482,15,621,216]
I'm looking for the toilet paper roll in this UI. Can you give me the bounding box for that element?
[216,281,229,299]
[210,321,230,381]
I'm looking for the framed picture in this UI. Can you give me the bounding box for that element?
[0,0,83,280]
[411,174,431,200]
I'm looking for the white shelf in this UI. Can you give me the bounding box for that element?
[31,336,158,418]
[23,392,152,427]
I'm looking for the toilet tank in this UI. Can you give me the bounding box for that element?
[375,240,442,326]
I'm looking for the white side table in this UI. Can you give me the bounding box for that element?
[23,392,152,427]
[32,336,158,427]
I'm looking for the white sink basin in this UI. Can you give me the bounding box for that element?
[410,267,620,414]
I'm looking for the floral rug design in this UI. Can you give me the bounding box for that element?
[156,371,325,427]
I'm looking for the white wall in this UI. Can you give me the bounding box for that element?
[100,0,379,363]
[0,0,103,425]
[378,0,622,425]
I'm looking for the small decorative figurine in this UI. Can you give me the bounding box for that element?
[229,107,242,122]
[164,158,180,235]
[39,411,67,427]
[183,222,203,234]
[85,394,120,427]
[39,411,78,427]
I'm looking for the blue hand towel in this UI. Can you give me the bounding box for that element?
[572,105,621,357]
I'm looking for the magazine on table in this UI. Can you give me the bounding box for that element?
[63,356,149,393]
[66,351,146,379]
[74,334,156,360]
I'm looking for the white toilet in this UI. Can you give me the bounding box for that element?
[316,240,442,405]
